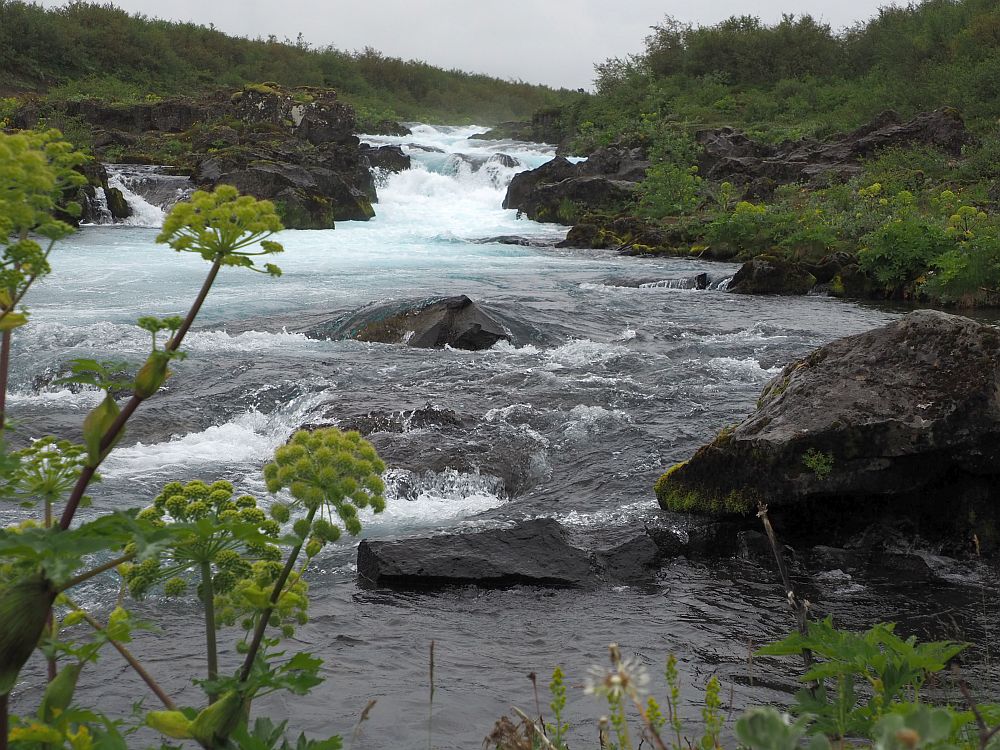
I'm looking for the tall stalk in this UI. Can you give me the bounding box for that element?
[239,506,318,683]
[201,561,219,701]
[0,330,10,432]
[59,259,222,531]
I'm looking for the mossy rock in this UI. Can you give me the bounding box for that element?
[652,311,1000,556]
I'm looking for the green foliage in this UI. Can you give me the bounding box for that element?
[758,617,967,738]
[0,129,87,332]
[802,448,834,479]
[490,623,999,750]
[736,708,830,750]
[638,164,703,218]
[263,428,387,541]
[707,201,784,255]
[859,216,953,292]
[0,1,572,125]
[156,184,284,274]
[546,666,569,748]
[576,0,1000,146]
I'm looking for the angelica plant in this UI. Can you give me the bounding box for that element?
[1,155,287,748]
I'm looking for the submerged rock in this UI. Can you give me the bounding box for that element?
[357,518,593,588]
[654,310,1000,556]
[304,295,512,350]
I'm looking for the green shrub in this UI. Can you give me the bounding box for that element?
[638,164,703,218]
[859,217,952,292]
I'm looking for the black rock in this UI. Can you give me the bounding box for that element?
[728,255,817,295]
[304,295,512,351]
[357,518,593,588]
[656,310,1000,556]
[361,144,411,173]
[697,109,973,189]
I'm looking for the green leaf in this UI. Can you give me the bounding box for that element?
[0,311,28,331]
[82,395,121,466]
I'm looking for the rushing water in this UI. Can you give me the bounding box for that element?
[6,125,999,748]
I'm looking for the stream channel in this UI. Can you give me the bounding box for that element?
[5,124,998,748]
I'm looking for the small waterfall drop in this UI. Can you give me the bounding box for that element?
[87,165,196,227]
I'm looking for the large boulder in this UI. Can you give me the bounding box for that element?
[304,295,512,350]
[361,144,411,173]
[502,144,648,223]
[357,518,593,588]
[728,255,817,295]
[524,177,637,224]
[503,156,577,211]
[654,310,1000,555]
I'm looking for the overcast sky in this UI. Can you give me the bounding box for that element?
[38,0,898,89]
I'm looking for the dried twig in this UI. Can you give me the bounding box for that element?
[757,502,817,686]
[957,676,1000,749]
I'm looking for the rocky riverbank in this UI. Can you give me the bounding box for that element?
[503,108,997,305]
[12,85,411,228]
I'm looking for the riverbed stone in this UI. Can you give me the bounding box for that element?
[655,310,1000,556]
[728,255,817,295]
[357,518,593,588]
[305,295,512,350]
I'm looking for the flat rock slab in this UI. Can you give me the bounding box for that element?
[358,518,593,588]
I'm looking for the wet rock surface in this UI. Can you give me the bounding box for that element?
[502,145,649,223]
[19,85,378,228]
[728,255,818,295]
[655,310,1000,556]
[357,518,594,588]
[302,295,514,350]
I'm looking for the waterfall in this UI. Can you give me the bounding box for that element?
[86,165,196,227]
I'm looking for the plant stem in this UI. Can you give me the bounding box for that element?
[58,259,223,531]
[239,505,317,683]
[75,605,176,710]
[46,610,57,682]
[45,499,56,682]
[57,552,135,592]
[0,330,10,432]
[201,560,219,702]
[1,692,8,750]
[757,502,817,685]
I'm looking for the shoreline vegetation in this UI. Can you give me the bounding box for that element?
[491,0,1000,308]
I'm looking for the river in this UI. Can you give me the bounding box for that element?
[5,125,998,748]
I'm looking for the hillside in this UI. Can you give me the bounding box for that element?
[564,0,1000,148]
[0,0,576,126]
[503,0,1000,308]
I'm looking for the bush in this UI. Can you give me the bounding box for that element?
[637,164,702,218]
[859,216,953,292]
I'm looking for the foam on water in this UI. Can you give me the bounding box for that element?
[107,171,167,227]
[561,404,632,442]
[352,468,508,536]
[102,394,324,477]
[706,356,781,381]
[544,339,633,369]
[6,388,104,409]
[553,499,659,528]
